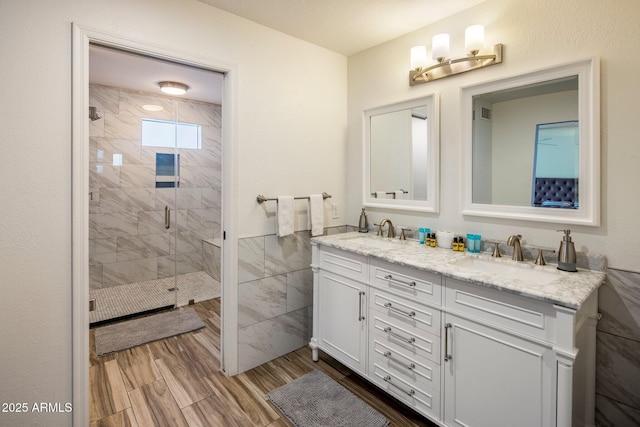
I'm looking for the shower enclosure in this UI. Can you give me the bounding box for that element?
[88,45,222,324]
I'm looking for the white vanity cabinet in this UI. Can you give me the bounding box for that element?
[443,277,598,427]
[312,245,369,375]
[368,259,443,420]
[310,244,445,420]
[310,241,599,427]
[442,312,556,427]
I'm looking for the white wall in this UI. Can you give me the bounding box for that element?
[412,116,429,200]
[370,110,411,195]
[492,90,578,206]
[347,0,640,272]
[0,0,346,425]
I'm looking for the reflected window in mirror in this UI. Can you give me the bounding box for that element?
[364,94,440,213]
[532,121,579,209]
[461,58,599,226]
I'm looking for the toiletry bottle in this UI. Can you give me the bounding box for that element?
[458,236,465,252]
[557,229,577,272]
[419,228,425,244]
[452,237,459,251]
[358,208,369,233]
[431,233,437,247]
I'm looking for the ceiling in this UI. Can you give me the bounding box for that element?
[89,45,224,104]
[198,0,487,56]
[89,1,485,104]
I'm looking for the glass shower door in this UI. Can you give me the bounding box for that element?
[87,82,180,325]
[88,44,223,325]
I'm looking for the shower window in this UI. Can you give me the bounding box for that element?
[155,153,179,188]
[141,118,202,149]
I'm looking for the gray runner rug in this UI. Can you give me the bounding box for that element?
[94,308,205,356]
[266,369,390,427]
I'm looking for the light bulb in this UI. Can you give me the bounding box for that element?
[411,46,428,70]
[465,25,485,54]
[432,33,450,61]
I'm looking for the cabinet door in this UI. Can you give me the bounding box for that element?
[443,314,556,427]
[318,270,368,375]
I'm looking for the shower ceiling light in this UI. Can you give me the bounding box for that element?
[142,104,164,112]
[158,81,189,95]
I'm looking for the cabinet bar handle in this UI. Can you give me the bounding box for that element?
[164,206,171,229]
[358,291,365,321]
[384,302,415,318]
[384,326,415,344]
[444,323,452,362]
[383,375,415,396]
[383,349,416,370]
[384,274,416,288]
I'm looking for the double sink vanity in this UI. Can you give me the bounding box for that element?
[326,54,603,426]
[309,232,605,427]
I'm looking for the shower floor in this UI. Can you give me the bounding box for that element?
[89,271,220,325]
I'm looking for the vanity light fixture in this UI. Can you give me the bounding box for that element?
[158,81,189,95]
[409,25,503,86]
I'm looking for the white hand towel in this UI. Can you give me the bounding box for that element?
[277,196,294,237]
[394,190,404,200]
[308,194,324,237]
[375,191,386,199]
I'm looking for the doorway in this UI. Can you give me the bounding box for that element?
[87,44,223,325]
[72,23,239,426]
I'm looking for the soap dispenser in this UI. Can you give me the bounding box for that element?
[557,229,577,272]
[358,208,369,233]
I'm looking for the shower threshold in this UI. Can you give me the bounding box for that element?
[89,271,220,325]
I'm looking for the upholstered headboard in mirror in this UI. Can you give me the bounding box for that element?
[532,177,578,208]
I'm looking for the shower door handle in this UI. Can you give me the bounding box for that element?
[165,206,171,229]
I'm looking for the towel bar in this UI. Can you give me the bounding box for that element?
[256,192,331,204]
[371,190,408,197]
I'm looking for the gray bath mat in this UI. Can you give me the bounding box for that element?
[94,308,205,355]
[267,369,389,427]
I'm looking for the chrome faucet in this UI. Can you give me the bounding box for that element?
[378,219,396,238]
[507,234,523,261]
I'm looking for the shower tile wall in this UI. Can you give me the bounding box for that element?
[596,268,640,425]
[89,84,221,290]
[237,226,347,373]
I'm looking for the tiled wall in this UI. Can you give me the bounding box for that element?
[88,84,222,289]
[236,226,347,373]
[203,239,222,282]
[596,268,640,426]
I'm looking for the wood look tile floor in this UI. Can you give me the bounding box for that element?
[90,298,437,427]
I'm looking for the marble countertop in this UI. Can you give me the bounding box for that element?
[312,232,606,310]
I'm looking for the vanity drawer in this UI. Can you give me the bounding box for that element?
[370,363,441,421]
[371,312,440,363]
[370,338,440,393]
[445,278,557,342]
[370,258,442,306]
[318,246,368,282]
[370,287,441,337]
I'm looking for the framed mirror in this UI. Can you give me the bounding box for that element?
[363,94,440,212]
[461,58,600,225]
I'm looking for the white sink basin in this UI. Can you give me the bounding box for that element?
[340,235,403,250]
[452,257,559,285]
